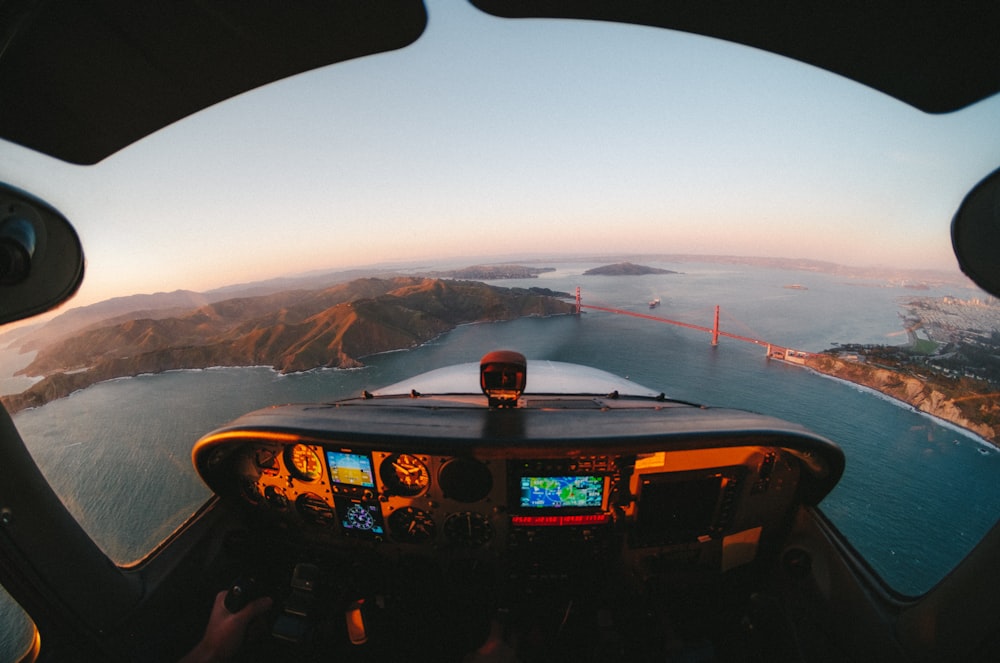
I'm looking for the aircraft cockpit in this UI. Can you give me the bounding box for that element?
[189,352,843,661]
[1,2,999,662]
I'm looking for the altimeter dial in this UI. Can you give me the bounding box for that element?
[380,453,430,496]
[388,507,437,543]
[443,511,494,547]
[285,444,323,482]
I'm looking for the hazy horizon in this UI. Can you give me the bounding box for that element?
[2,0,998,311]
[42,251,986,318]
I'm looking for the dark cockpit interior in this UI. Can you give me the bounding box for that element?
[184,355,843,661]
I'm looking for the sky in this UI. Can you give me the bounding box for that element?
[2,0,1000,309]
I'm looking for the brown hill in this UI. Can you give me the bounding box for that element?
[2,277,573,412]
[583,262,678,276]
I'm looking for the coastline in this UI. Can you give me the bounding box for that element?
[0,278,576,415]
[805,365,996,450]
[0,309,579,415]
[799,354,998,449]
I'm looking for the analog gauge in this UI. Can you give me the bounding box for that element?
[438,458,492,502]
[296,493,335,526]
[443,511,494,547]
[388,507,437,543]
[240,479,262,504]
[285,444,323,482]
[254,448,279,474]
[345,503,375,531]
[263,485,288,510]
[379,453,430,496]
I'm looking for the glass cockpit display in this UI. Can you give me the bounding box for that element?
[334,497,385,538]
[326,450,375,488]
[518,475,604,509]
[326,450,384,537]
[326,449,385,538]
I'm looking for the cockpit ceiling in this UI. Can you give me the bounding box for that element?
[471,0,1000,114]
[0,0,428,164]
[1,1,998,164]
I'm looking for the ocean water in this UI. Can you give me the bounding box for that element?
[2,262,999,658]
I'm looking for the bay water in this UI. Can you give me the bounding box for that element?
[3,262,999,658]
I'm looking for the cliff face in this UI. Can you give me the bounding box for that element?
[2,277,574,413]
[805,355,998,444]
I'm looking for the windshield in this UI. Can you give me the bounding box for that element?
[1,5,998,648]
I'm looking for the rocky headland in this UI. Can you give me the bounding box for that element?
[794,295,1000,446]
[2,277,574,413]
[805,354,999,446]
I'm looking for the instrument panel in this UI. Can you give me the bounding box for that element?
[193,397,843,586]
[241,443,507,546]
[190,398,843,660]
[217,436,803,577]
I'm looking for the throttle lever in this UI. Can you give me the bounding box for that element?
[224,575,262,613]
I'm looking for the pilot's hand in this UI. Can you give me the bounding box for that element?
[179,590,273,663]
[463,619,519,663]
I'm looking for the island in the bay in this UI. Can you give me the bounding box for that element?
[804,296,1000,445]
[1,277,574,413]
[584,262,678,276]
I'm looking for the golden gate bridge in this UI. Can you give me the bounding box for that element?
[573,287,812,362]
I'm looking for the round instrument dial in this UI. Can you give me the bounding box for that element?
[254,448,279,474]
[263,485,288,510]
[438,457,492,502]
[345,503,375,531]
[296,493,335,526]
[285,444,323,482]
[388,507,437,543]
[443,511,494,547]
[240,479,262,504]
[380,453,430,496]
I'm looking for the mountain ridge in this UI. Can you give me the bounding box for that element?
[2,277,573,412]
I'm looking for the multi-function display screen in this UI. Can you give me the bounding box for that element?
[518,475,604,509]
[326,451,375,487]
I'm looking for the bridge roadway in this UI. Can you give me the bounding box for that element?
[577,302,804,358]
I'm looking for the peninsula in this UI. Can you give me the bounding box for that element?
[805,296,1000,445]
[2,277,575,413]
